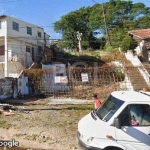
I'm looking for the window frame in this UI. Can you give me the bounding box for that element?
[13,21,19,31]
[96,94,124,121]
[118,104,150,126]
[26,46,31,52]
[27,26,32,35]
[38,46,42,53]
[38,31,42,37]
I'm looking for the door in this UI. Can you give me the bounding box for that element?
[115,104,150,150]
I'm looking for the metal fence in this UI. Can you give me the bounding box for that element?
[27,65,150,99]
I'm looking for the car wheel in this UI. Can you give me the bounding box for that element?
[104,147,122,150]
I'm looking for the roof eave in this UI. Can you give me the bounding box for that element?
[129,32,150,40]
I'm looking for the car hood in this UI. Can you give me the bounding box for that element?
[78,112,114,138]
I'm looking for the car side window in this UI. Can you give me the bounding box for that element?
[118,104,150,126]
[118,106,130,126]
[129,104,144,126]
[140,105,150,126]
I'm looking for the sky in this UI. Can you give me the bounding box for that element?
[0,0,150,40]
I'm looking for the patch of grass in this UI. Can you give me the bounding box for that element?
[25,134,39,141]
[0,120,11,129]
[15,133,26,137]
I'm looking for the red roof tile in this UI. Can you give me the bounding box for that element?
[129,29,150,39]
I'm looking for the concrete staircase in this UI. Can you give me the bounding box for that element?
[125,51,150,91]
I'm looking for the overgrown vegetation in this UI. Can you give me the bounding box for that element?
[113,69,125,82]
[21,51,127,99]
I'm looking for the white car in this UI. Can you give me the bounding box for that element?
[77,90,150,150]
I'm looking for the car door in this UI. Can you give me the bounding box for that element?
[115,104,150,150]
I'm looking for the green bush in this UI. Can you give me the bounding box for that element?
[113,69,125,81]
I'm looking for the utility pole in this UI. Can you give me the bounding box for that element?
[4,20,8,77]
[77,31,82,52]
[102,4,111,46]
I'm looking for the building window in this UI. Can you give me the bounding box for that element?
[13,22,19,31]
[38,46,42,53]
[38,31,41,37]
[32,47,34,61]
[0,45,4,55]
[26,46,31,52]
[27,26,32,35]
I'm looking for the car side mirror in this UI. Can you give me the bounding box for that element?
[114,117,121,129]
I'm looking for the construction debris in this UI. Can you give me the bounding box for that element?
[3,111,15,116]
[0,103,13,111]
[0,103,14,116]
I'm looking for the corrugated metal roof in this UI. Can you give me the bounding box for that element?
[129,29,150,39]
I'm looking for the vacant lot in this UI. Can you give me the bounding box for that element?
[0,99,93,150]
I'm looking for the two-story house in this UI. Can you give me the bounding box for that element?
[0,15,50,78]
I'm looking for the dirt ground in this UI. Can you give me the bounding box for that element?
[0,98,93,150]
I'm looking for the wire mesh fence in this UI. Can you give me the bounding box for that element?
[0,64,149,100]
[26,65,150,99]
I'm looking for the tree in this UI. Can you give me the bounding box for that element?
[54,0,150,51]
[54,7,94,50]
[136,16,150,28]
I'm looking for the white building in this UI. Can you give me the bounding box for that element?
[0,15,50,78]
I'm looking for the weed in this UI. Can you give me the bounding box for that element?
[0,120,11,129]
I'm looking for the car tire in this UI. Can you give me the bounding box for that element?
[104,147,122,150]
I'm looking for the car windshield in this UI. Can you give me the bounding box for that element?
[96,94,124,121]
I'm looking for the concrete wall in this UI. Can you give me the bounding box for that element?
[0,18,6,36]
[0,77,13,100]
[8,39,34,67]
[0,74,29,100]
[44,33,50,47]
[18,74,29,96]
